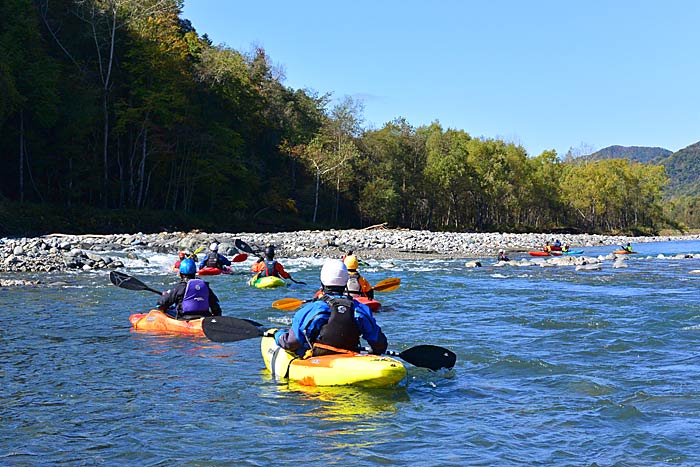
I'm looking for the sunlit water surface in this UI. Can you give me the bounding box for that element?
[3,240,700,466]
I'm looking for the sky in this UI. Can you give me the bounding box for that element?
[182,0,700,158]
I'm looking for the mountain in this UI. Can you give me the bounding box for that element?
[659,142,700,197]
[586,145,672,163]
[583,143,700,198]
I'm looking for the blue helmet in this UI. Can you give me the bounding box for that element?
[179,258,196,275]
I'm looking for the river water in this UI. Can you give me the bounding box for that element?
[3,240,700,466]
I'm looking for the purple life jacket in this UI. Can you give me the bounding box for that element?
[181,279,210,314]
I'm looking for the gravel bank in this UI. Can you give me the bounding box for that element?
[2,229,700,273]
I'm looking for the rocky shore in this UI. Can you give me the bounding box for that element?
[2,228,700,275]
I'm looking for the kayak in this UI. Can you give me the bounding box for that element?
[562,250,584,255]
[529,251,562,257]
[260,335,406,387]
[249,275,286,288]
[354,295,382,312]
[197,266,231,276]
[550,245,562,251]
[129,309,204,336]
[614,250,636,255]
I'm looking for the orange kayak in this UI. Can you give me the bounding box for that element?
[613,250,636,255]
[129,309,204,336]
[354,296,382,312]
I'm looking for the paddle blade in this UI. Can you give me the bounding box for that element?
[235,239,257,255]
[202,316,263,342]
[231,253,248,262]
[272,298,304,311]
[109,271,161,295]
[373,278,401,292]
[397,344,456,371]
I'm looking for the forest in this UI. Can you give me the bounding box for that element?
[0,0,691,235]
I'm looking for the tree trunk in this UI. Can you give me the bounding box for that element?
[137,126,148,208]
[313,170,320,223]
[19,110,25,203]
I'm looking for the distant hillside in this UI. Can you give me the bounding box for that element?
[586,145,672,163]
[581,143,700,198]
[660,142,700,197]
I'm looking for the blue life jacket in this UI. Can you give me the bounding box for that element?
[261,259,279,277]
[182,279,210,314]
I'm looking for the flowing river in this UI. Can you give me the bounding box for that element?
[3,240,700,466]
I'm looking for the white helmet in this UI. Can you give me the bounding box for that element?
[209,242,219,252]
[320,259,349,287]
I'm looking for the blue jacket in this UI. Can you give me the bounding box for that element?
[276,295,387,357]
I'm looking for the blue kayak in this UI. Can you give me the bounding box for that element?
[563,250,584,255]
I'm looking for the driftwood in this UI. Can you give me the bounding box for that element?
[362,222,388,230]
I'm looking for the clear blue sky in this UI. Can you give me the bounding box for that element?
[182,0,700,158]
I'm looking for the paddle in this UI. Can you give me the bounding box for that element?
[110,270,162,295]
[372,277,401,292]
[364,345,457,371]
[201,316,456,370]
[231,253,248,262]
[235,239,307,285]
[202,316,266,342]
[271,297,308,311]
[271,278,401,311]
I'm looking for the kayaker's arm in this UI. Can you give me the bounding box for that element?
[157,285,180,310]
[207,287,222,316]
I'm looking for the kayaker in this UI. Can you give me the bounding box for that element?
[172,251,186,270]
[251,245,291,279]
[199,242,231,271]
[623,242,633,252]
[272,259,388,357]
[543,241,552,253]
[158,258,222,318]
[344,254,374,299]
[497,250,510,262]
[562,243,570,253]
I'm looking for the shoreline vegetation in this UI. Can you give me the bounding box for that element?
[2,228,700,275]
[3,2,697,239]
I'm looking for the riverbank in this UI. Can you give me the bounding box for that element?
[3,228,700,273]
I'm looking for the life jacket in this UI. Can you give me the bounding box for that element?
[205,251,219,268]
[181,279,210,314]
[261,259,279,277]
[314,295,360,355]
[346,273,363,296]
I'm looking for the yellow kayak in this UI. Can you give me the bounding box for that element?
[248,275,286,288]
[260,336,406,387]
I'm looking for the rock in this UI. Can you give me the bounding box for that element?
[13,246,25,256]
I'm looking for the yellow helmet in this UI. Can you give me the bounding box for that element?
[343,255,359,270]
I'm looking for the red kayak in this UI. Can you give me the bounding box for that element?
[528,251,562,257]
[197,266,232,276]
[354,296,382,312]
